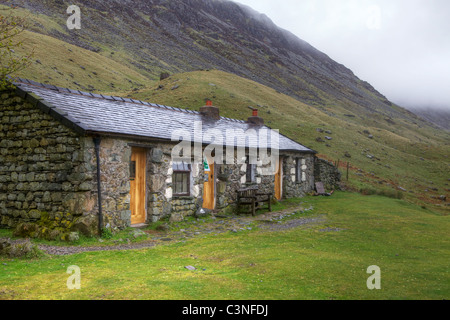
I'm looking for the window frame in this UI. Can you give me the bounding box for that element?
[295,158,302,183]
[246,156,257,184]
[172,162,191,197]
[130,161,136,181]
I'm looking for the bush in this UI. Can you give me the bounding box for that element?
[360,188,404,199]
[359,188,377,196]
[378,189,404,200]
[0,239,46,259]
[13,223,40,238]
[101,227,114,239]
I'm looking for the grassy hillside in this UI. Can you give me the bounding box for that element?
[0,192,448,299]
[12,30,150,92]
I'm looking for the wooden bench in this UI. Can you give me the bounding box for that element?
[236,187,272,216]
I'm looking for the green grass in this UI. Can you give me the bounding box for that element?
[1,192,448,300]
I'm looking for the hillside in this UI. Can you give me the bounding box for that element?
[412,108,450,131]
[2,0,449,213]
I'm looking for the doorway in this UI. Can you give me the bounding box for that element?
[275,158,283,200]
[202,156,215,210]
[130,147,147,225]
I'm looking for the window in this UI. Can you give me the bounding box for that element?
[296,158,302,183]
[173,161,191,196]
[246,156,257,183]
[296,158,307,183]
[130,161,136,181]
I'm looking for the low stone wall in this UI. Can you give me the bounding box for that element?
[314,158,341,190]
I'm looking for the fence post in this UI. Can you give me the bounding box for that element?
[347,162,350,181]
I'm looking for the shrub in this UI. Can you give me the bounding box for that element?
[102,227,114,239]
[0,239,46,259]
[360,188,404,199]
[359,188,377,196]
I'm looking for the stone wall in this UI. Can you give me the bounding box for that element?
[213,151,316,211]
[0,89,92,232]
[214,151,276,210]
[82,139,205,227]
[146,144,205,223]
[314,157,341,190]
[82,137,131,231]
[282,153,315,198]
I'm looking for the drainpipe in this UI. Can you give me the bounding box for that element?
[93,137,103,236]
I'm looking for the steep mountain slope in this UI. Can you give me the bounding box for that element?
[8,0,408,118]
[412,108,450,131]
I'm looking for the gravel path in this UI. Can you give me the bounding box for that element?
[1,203,327,256]
[36,241,159,256]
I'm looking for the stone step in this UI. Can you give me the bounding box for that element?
[131,223,149,229]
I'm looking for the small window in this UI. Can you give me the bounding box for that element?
[173,162,191,196]
[130,161,136,181]
[296,158,302,183]
[246,156,257,183]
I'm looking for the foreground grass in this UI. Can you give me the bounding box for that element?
[0,192,448,300]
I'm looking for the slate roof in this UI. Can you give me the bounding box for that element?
[13,79,315,153]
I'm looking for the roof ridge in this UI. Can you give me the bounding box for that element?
[13,77,204,116]
[13,77,252,124]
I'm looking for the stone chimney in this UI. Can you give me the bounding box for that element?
[199,99,220,120]
[247,108,264,126]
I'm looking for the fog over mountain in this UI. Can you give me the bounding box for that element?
[235,0,450,113]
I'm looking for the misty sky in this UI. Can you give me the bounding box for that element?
[234,0,450,110]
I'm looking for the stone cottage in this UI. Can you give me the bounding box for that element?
[0,79,339,236]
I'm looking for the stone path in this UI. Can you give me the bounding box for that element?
[2,203,327,256]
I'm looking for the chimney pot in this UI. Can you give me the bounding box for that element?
[247,108,264,126]
[200,100,220,120]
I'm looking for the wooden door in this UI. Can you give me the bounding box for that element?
[202,158,215,210]
[130,147,147,225]
[275,159,282,200]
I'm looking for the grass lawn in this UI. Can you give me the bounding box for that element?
[0,192,448,300]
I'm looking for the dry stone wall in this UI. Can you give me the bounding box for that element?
[314,158,341,190]
[0,89,92,235]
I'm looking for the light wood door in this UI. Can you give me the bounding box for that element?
[202,158,215,210]
[275,159,282,200]
[130,147,147,225]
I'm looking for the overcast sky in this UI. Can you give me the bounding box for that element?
[234,0,450,110]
